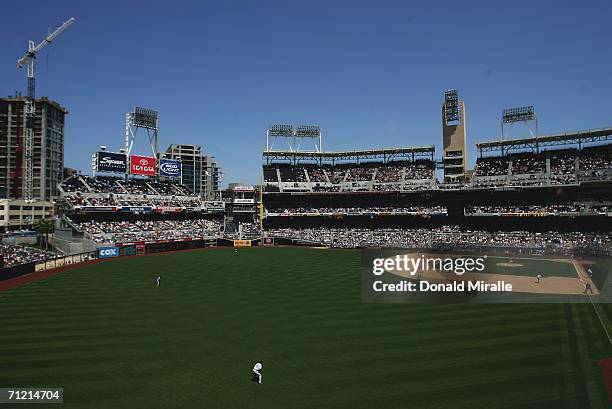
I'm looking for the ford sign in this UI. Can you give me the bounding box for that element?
[159,159,182,177]
[98,247,119,258]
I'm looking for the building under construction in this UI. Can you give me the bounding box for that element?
[0,96,67,200]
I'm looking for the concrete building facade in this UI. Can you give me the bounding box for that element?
[0,199,54,232]
[0,96,67,200]
[163,144,221,198]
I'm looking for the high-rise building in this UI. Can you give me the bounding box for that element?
[163,144,221,198]
[0,96,67,200]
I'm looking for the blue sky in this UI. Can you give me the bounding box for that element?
[1,0,611,186]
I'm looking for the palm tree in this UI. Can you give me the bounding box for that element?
[33,219,55,251]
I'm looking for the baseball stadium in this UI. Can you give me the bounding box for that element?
[1,90,612,408]
[1,3,612,409]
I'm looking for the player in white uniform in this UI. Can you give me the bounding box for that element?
[156,276,161,287]
[252,361,263,384]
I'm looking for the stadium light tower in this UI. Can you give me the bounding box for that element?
[442,89,468,183]
[501,105,538,141]
[266,124,293,153]
[443,89,461,123]
[265,124,322,153]
[294,125,323,152]
[125,106,159,158]
[16,17,76,200]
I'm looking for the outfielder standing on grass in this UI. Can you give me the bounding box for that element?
[156,275,161,287]
[252,361,263,384]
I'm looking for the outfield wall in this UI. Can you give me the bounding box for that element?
[0,238,258,282]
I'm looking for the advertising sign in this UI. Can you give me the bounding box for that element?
[96,152,127,173]
[130,155,157,176]
[98,247,119,258]
[120,206,153,214]
[234,198,255,204]
[157,207,183,213]
[233,185,255,192]
[159,159,182,178]
[81,206,118,212]
[122,245,137,256]
[233,240,252,247]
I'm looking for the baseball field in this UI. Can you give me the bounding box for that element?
[1,246,611,408]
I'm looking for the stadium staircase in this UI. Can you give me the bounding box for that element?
[223,217,238,236]
[53,222,98,255]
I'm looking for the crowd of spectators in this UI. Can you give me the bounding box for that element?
[375,164,404,183]
[473,146,611,186]
[278,166,307,182]
[404,160,435,180]
[74,219,223,243]
[267,206,447,215]
[511,153,546,174]
[466,204,610,215]
[266,227,612,255]
[82,176,125,193]
[60,175,206,211]
[114,197,202,207]
[550,150,577,174]
[61,176,87,192]
[224,222,261,240]
[474,157,509,176]
[550,174,577,185]
[1,244,58,268]
[62,176,194,196]
[263,166,278,183]
[264,160,435,186]
[329,168,348,183]
[263,146,611,190]
[508,174,549,187]
[306,166,328,182]
[579,145,612,170]
[63,193,203,208]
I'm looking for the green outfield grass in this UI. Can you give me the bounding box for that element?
[482,255,578,277]
[0,247,611,409]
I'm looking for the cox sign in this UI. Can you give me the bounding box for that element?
[98,247,119,258]
[130,155,157,176]
[159,159,182,178]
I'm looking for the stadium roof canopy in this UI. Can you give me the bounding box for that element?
[263,146,435,165]
[476,127,612,156]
